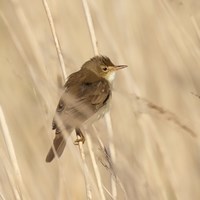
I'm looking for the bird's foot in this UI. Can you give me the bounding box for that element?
[74,128,85,145]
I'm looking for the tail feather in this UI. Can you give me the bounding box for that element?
[46,134,66,162]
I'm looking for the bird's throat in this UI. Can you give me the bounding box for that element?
[105,72,116,83]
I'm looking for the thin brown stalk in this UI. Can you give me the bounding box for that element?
[86,134,106,200]
[93,126,128,200]
[42,0,92,199]
[42,0,67,81]
[104,113,117,199]
[81,0,117,198]
[81,0,99,55]
[77,136,93,200]
[137,96,197,138]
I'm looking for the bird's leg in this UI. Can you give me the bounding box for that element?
[74,128,85,145]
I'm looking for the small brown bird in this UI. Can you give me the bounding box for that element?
[46,56,127,162]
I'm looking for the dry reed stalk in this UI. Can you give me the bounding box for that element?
[86,3,189,198]
[86,134,106,200]
[93,125,128,200]
[77,137,93,200]
[81,0,118,198]
[42,0,93,199]
[81,0,99,55]
[42,0,67,81]
[136,96,197,138]
[0,106,28,200]
[104,113,117,199]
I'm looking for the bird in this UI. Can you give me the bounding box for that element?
[46,55,127,162]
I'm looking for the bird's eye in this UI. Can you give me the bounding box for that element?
[102,67,108,72]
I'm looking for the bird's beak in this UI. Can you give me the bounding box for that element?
[113,65,128,71]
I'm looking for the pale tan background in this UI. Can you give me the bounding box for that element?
[1,0,200,199]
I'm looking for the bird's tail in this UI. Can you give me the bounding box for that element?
[46,133,66,162]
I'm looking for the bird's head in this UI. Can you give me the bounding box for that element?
[82,56,127,82]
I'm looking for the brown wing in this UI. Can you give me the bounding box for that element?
[53,69,111,133]
[46,69,111,162]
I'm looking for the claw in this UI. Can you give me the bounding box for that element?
[74,128,85,145]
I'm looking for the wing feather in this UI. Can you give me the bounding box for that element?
[53,69,111,132]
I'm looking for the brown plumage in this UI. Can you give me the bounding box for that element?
[46,56,127,162]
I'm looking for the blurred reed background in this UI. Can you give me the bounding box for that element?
[1,0,200,199]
